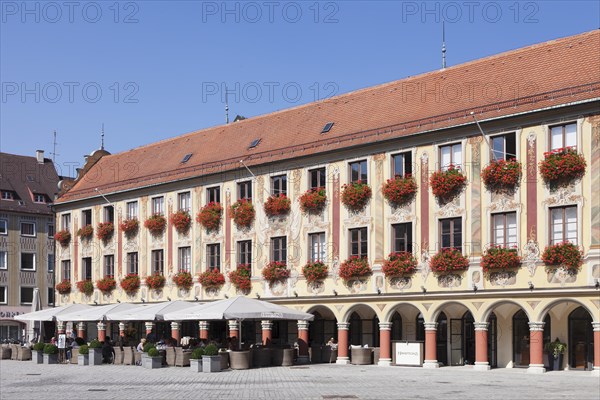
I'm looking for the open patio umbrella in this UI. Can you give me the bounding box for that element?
[56,303,138,322]
[106,300,197,321]
[14,304,91,322]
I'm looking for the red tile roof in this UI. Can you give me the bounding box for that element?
[57,30,600,204]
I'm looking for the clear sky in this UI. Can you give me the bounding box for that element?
[1,1,598,178]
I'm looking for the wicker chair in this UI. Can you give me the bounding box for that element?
[114,347,123,365]
[165,347,176,366]
[10,344,18,360]
[70,348,79,364]
[174,347,190,367]
[123,347,134,365]
[133,351,142,366]
[1,345,11,359]
[17,347,32,361]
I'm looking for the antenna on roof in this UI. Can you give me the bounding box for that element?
[225,85,230,125]
[50,130,59,163]
[442,21,447,70]
[100,123,105,150]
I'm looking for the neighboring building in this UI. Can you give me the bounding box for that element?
[0,150,60,342]
[54,31,599,373]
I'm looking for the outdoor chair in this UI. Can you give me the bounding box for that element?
[165,347,176,366]
[310,345,323,363]
[174,347,190,367]
[70,348,79,364]
[114,347,123,365]
[10,344,18,360]
[1,345,11,359]
[123,347,134,365]
[373,347,380,365]
[133,350,142,366]
[17,347,32,361]
[219,350,229,370]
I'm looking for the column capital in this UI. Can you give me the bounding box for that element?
[145,321,155,330]
[528,321,545,331]
[171,321,180,330]
[337,322,350,331]
[592,322,600,332]
[474,322,489,331]
[97,322,106,331]
[297,320,309,331]
[261,320,273,330]
[228,320,239,331]
[198,321,210,330]
[378,322,392,331]
[76,322,86,331]
[118,322,126,331]
[57,321,65,329]
[424,322,438,331]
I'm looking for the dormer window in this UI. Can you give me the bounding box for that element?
[33,194,46,203]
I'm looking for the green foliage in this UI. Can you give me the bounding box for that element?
[203,344,218,356]
[89,339,102,349]
[143,342,155,353]
[79,345,89,355]
[43,344,58,355]
[190,347,205,359]
[147,347,160,358]
[32,342,45,352]
[545,338,567,357]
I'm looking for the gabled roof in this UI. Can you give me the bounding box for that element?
[57,30,600,204]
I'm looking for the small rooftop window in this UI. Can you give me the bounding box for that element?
[26,175,34,182]
[181,153,193,164]
[321,122,334,134]
[248,138,261,149]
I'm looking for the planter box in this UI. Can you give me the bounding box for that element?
[143,356,162,369]
[32,350,43,364]
[202,355,221,373]
[547,353,564,371]
[89,348,103,365]
[229,351,251,370]
[78,354,89,366]
[190,358,203,372]
[43,353,58,364]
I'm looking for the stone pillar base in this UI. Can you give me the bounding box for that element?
[377,359,392,367]
[527,365,546,374]
[336,357,350,365]
[423,361,439,369]
[591,368,600,377]
[473,362,490,371]
[296,355,310,364]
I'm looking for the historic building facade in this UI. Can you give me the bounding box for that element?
[54,31,600,374]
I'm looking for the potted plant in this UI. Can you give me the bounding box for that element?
[429,248,470,274]
[299,187,327,214]
[77,225,94,240]
[53,230,71,247]
[55,279,71,295]
[189,347,204,372]
[146,273,166,290]
[42,343,58,364]
[429,165,467,201]
[198,268,226,290]
[96,276,117,294]
[382,251,417,277]
[96,222,114,241]
[539,147,586,188]
[170,210,191,233]
[230,199,255,228]
[196,202,223,231]
[76,280,94,296]
[338,256,372,282]
[341,181,372,212]
[264,194,291,217]
[172,270,194,291]
[119,218,139,237]
[144,214,166,236]
[120,273,141,294]
[88,339,103,365]
[382,175,418,206]
[541,241,583,273]
[262,261,290,286]
[545,338,567,371]
[480,246,521,273]
[143,347,162,369]
[78,344,89,366]
[481,159,522,193]
[32,342,45,364]
[302,261,328,284]
[202,344,221,373]
[228,264,252,294]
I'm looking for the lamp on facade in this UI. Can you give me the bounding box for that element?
[595,279,599,289]
[421,286,427,294]
[333,290,338,296]
[256,293,260,299]
[194,296,199,301]
[472,285,478,292]
[224,294,228,299]
[293,291,298,297]
[167,297,171,301]
[141,298,145,303]
[528,281,534,291]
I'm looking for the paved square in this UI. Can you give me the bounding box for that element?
[0,360,598,400]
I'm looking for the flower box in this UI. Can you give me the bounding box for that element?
[202,355,221,373]
[228,264,252,293]
[170,210,191,233]
[32,349,43,364]
[77,225,93,240]
[338,256,372,281]
[76,280,94,296]
[190,358,203,372]
[145,273,166,290]
[382,175,418,206]
[480,246,521,273]
[196,202,223,231]
[539,147,586,187]
[481,159,522,193]
[541,241,583,272]
[299,187,327,214]
[43,344,58,364]
[429,248,469,273]
[144,348,162,369]
[429,165,467,200]
[96,222,114,241]
[54,230,71,247]
[262,261,290,285]
[264,194,291,217]
[382,252,417,277]
[77,353,89,366]
[230,199,255,228]
[88,341,103,365]
[144,214,166,235]
[172,271,194,291]
[120,274,140,294]
[96,276,117,293]
[119,218,139,237]
[341,181,372,212]
[55,279,72,295]
[302,261,328,283]
[198,268,225,289]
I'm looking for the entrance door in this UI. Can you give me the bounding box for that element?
[488,313,498,368]
[450,318,463,365]
[463,312,475,365]
[569,307,593,370]
[437,313,448,366]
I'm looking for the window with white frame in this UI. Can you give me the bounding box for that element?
[207,187,221,204]
[178,247,191,272]
[61,214,71,230]
[61,260,71,281]
[0,251,6,269]
[206,244,221,271]
[81,209,92,226]
[550,122,577,150]
[47,224,54,236]
[439,143,462,170]
[33,194,46,203]
[104,206,114,223]
[237,240,252,270]
[490,133,517,161]
[20,253,35,271]
[270,236,287,262]
[491,212,517,247]
[20,222,35,237]
[309,232,326,262]
[178,192,191,212]
[47,254,54,273]
[0,219,6,235]
[151,250,164,274]
[237,181,252,201]
[82,257,92,280]
[20,287,34,305]
[392,223,413,253]
[349,228,368,258]
[47,287,54,306]
[104,255,114,277]
[349,160,368,184]
[127,252,138,275]
[309,167,326,189]
[271,175,287,196]
[550,206,577,245]
[392,152,413,178]
[126,201,138,219]
[1,191,14,200]
[151,197,164,215]
[439,218,462,251]
[0,287,6,304]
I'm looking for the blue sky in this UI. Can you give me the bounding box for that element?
[1,1,599,177]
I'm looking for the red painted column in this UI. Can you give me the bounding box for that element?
[228,320,239,338]
[423,322,439,368]
[297,320,309,364]
[171,322,181,344]
[77,322,86,340]
[474,322,490,370]
[261,320,272,345]
[145,321,155,336]
[118,322,125,338]
[97,322,106,342]
[592,322,600,375]
[336,322,350,364]
[378,322,392,366]
[528,322,545,373]
[199,321,209,340]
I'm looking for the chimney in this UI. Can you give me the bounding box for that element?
[36,150,44,164]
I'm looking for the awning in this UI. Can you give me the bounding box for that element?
[106,300,197,321]
[57,303,138,322]
[14,304,92,322]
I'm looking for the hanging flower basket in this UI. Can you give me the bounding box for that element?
[77,225,93,240]
[299,187,327,214]
[262,261,290,285]
[119,219,139,237]
[76,280,94,296]
[170,210,191,233]
[144,214,166,235]
[196,202,223,231]
[145,273,166,290]
[480,246,521,273]
[230,199,255,228]
[481,159,522,193]
[172,271,194,291]
[228,264,252,293]
[55,279,71,295]
[539,147,586,187]
[382,252,418,277]
[429,165,467,200]
[96,222,114,241]
[382,175,418,206]
[338,256,372,281]
[96,276,117,293]
[120,274,140,294]
[264,194,291,217]
[341,181,372,212]
[541,241,583,272]
[54,230,71,247]
[198,268,225,289]
[302,261,328,284]
[429,248,469,273]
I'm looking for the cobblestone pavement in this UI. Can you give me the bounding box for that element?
[1,360,598,400]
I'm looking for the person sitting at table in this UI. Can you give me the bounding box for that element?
[102,336,115,364]
[136,338,146,353]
